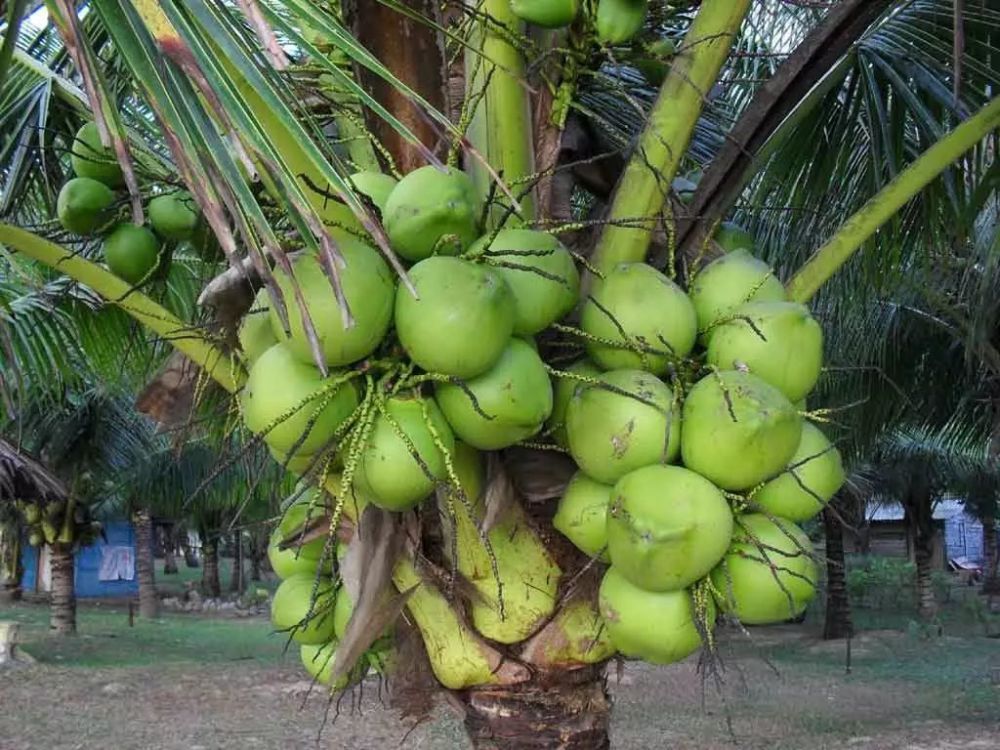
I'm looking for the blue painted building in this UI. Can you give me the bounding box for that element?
[21,521,139,598]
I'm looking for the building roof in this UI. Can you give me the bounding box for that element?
[0,438,67,503]
[868,497,967,522]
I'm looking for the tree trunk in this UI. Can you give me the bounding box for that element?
[163,535,178,575]
[49,543,76,635]
[902,479,937,620]
[249,530,263,582]
[134,509,158,619]
[822,500,853,640]
[0,523,23,603]
[982,520,999,595]
[229,532,244,595]
[201,534,221,598]
[458,665,611,750]
[183,534,199,568]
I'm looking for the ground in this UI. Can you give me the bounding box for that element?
[1,594,998,750]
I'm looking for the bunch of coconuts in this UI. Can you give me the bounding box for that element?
[240,163,843,683]
[55,122,201,285]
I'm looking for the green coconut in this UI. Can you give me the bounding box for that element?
[103,224,162,285]
[599,567,712,664]
[581,262,697,374]
[753,422,845,522]
[681,371,802,491]
[355,395,455,511]
[394,256,515,378]
[383,166,481,261]
[56,177,114,235]
[607,465,733,592]
[268,445,323,476]
[688,249,787,336]
[148,191,199,241]
[270,237,396,367]
[300,642,367,689]
[349,171,397,213]
[435,337,553,450]
[553,472,613,561]
[547,360,602,448]
[270,574,338,644]
[511,0,578,27]
[714,222,754,254]
[595,0,649,44]
[242,342,360,457]
[710,513,817,625]
[468,229,580,335]
[69,121,122,186]
[706,301,823,402]
[565,369,680,484]
[267,491,330,579]
[238,290,278,364]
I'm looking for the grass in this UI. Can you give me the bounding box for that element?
[153,557,280,597]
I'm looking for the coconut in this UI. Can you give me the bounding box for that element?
[706,301,823,402]
[270,574,338,644]
[383,166,481,261]
[565,369,680,484]
[681,371,802,491]
[581,263,697,374]
[753,422,845,522]
[606,465,733,592]
[267,490,330,579]
[553,472,613,561]
[56,177,114,235]
[355,395,455,511]
[511,0,578,27]
[394,256,514,378]
[710,513,817,625]
[242,343,360,457]
[103,224,162,285]
[599,567,712,664]
[268,445,323,477]
[238,290,278,364]
[468,229,580,335]
[714,222,754,254]
[349,171,397,213]
[300,642,366,688]
[269,237,396,367]
[547,360,602,448]
[148,191,199,241]
[69,122,122,186]
[595,0,649,44]
[688,249,787,336]
[435,338,552,450]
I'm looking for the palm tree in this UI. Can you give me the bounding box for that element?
[2,0,999,744]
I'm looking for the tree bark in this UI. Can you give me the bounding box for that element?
[902,478,937,620]
[229,531,244,595]
[982,519,999,595]
[822,500,853,640]
[201,534,221,598]
[134,509,158,619]
[49,543,76,635]
[458,665,611,750]
[248,530,263,582]
[913,531,937,619]
[162,525,179,575]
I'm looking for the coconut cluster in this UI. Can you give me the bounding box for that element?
[243,165,842,682]
[55,122,200,285]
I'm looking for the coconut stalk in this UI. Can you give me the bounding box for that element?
[591,0,751,274]
[465,0,535,226]
[786,95,1000,303]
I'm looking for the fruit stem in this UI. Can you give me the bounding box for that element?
[464,0,535,227]
[786,95,1000,303]
[590,0,750,276]
[0,224,244,394]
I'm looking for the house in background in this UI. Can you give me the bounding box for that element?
[20,521,139,598]
[849,498,995,571]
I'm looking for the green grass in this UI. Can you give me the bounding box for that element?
[0,600,288,668]
[153,558,280,597]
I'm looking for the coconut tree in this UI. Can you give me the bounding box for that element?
[2,0,1000,745]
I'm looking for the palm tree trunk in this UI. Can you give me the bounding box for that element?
[134,509,158,619]
[229,531,243,595]
[982,520,999,595]
[49,542,76,635]
[183,534,199,568]
[822,500,853,640]
[201,533,221,597]
[913,528,937,619]
[249,530,263,582]
[459,666,611,750]
[162,524,178,575]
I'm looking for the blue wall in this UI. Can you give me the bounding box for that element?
[21,521,140,599]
